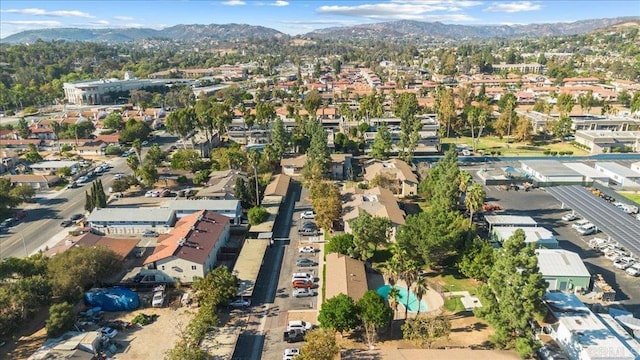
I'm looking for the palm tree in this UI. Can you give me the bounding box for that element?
[399,258,418,319]
[458,171,472,194]
[387,286,401,338]
[413,277,429,315]
[464,183,486,228]
[376,253,402,286]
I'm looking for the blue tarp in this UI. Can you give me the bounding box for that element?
[84,287,140,312]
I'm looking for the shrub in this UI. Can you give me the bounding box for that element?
[100,129,116,135]
[23,106,38,115]
[105,144,122,156]
[46,302,75,337]
[5,110,15,116]
[61,144,72,152]
[176,175,188,185]
[248,206,269,225]
[543,150,551,155]
[550,151,558,156]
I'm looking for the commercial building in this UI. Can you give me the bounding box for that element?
[536,249,591,292]
[86,208,176,234]
[575,131,640,154]
[144,211,231,283]
[63,72,165,105]
[492,226,558,249]
[520,160,584,185]
[594,162,640,189]
[562,163,610,183]
[484,215,537,231]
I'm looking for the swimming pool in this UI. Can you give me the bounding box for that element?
[376,285,428,313]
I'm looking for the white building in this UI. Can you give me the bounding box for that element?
[544,292,638,360]
[575,131,640,154]
[520,160,584,185]
[63,73,168,105]
[484,215,537,231]
[492,226,558,249]
[30,160,79,175]
[86,208,176,234]
[563,163,610,184]
[536,249,591,291]
[594,162,640,189]
[162,199,242,224]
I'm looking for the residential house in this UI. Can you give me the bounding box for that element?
[0,149,19,174]
[325,253,368,302]
[536,249,591,292]
[86,207,177,234]
[362,158,418,198]
[280,155,306,177]
[195,170,247,200]
[144,210,231,283]
[29,160,79,175]
[263,173,291,198]
[341,185,405,241]
[162,199,242,224]
[543,292,638,360]
[280,154,352,180]
[7,174,59,190]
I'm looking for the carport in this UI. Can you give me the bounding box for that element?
[232,238,269,298]
[546,185,640,257]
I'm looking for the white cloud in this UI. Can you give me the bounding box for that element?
[221,0,246,5]
[3,20,63,26]
[1,8,94,18]
[90,20,110,26]
[316,1,479,22]
[113,16,134,21]
[271,1,289,6]
[484,1,541,13]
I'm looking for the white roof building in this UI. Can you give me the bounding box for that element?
[544,292,636,360]
[595,162,640,189]
[520,160,584,185]
[535,249,591,291]
[162,199,242,224]
[484,215,537,231]
[492,226,558,249]
[563,162,610,183]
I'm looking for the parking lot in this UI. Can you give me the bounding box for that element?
[483,185,640,316]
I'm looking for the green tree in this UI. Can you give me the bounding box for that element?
[553,115,573,141]
[631,91,640,114]
[435,87,456,138]
[310,181,342,233]
[193,169,210,185]
[304,89,322,118]
[170,149,203,172]
[326,233,354,256]
[402,314,451,348]
[137,162,159,188]
[24,148,43,163]
[513,116,533,143]
[9,184,35,203]
[166,108,196,147]
[47,246,122,302]
[395,93,421,162]
[255,101,276,127]
[304,119,330,177]
[102,113,123,130]
[464,183,486,227]
[46,302,75,337]
[618,89,631,107]
[247,206,269,225]
[144,143,166,166]
[474,229,547,356]
[371,124,392,160]
[357,290,393,347]
[17,118,30,139]
[192,265,237,308]
[419,147,460,210]
[457,237,495,283]
[318,294,360,333]
[119,119,151,144]
[270,117,288,161]
[556,93,575,116]
[396,208,468,268]
[57,166,72,177]
[234,177,250,209]
[348,211,392,262]
[297,328,340,360]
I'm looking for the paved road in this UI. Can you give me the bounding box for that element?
[0,133,177,259]
[483,184,640,316]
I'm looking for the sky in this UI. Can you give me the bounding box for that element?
[1,0,639,38]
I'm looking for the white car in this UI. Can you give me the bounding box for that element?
[572,219,591,230]
[152,291,165,307]
[562,213,578,221]
[113,173,123,180]
[287,320,313,332]
[613,257,635,270]
[283,348,300,360]
[576,223,597,235]
[145,190,160,197]
[298,246,316,253]
[293,288,315,298]
[300,211,315,220]
[292,273,314,283]
[626,263,640,276]
[100,327,118,338]
[229,298,251,308]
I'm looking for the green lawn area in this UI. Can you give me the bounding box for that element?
[444,296,466,313]
[617,192,640,205]
[441,136,589,157]
[423,270,480,295]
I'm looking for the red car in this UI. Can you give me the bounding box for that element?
[13,210,27,221]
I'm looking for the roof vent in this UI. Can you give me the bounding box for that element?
[197,214,203,221]
[190,226,196,231]
[178,238,186,246]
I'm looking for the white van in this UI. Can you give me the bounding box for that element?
[287,320,313,332]
[572,219,591,230]
[577,223,598,235]
[626,263,640,276]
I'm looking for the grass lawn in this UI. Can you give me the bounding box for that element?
[617,191,640,205]
[441,136,589,157]
[423,269,480,295]
[444,296,466,313]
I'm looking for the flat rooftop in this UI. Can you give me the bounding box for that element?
[87,207,174,223]
[484,215,537,227]
[163,199,240,211]
[30,160,79,169]
[493,226,555,243]
[232,239,269,297]
[596,162,640,178]
[563,162,610,180]
[520,160,582,178]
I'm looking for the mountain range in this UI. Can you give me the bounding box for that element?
[2,17,638,44]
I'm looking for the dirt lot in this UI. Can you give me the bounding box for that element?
[110,306,195,359]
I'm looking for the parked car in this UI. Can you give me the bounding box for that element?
[613,257,635,270]
[283,329,305,344]
[77,176,89,184]
[13,210,27,221]
[67,182,78,189]
[60,220,74,227]
[562,213,578,221]
[296,258,316,267]
[293,288,315,298]
[300,210,315,220]
[576,223,598,235]
[100,327,118,338]
[571,219,591,230]
[625,263,640,276]
[298,227,318,236]
[228,298,251,309]
[283,348,301,359]
[298,246,316,253]
[292,273,314,283]
[142,230,159,237]
[301,221,316,229]
[152,291,165,307]
[145,190,160,197]
[292,279,314,289]
[70,213,84,221]
[113,173,123,180]
[287,320,313,332]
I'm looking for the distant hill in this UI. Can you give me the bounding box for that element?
[304,17,640,40]
[1,23,286,43]
[2,17,638,44]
